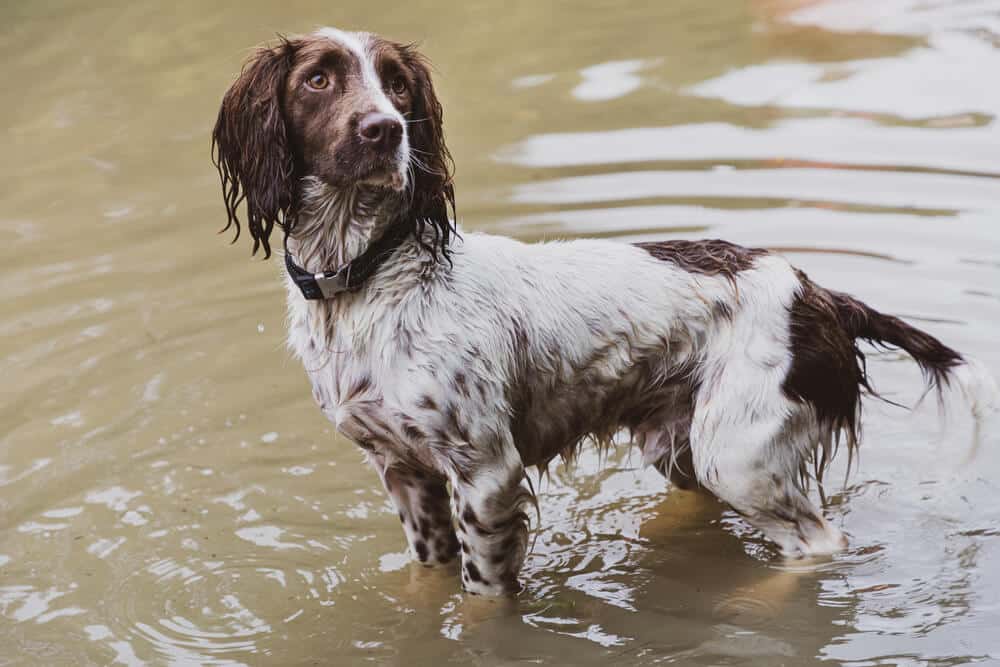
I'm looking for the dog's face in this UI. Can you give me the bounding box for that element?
[283,29,414,192]
[212,29,453,257]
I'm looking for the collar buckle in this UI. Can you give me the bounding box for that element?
[314,268,350,298]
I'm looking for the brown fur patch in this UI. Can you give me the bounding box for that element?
[782,270,963,483]
[634,239,765,279]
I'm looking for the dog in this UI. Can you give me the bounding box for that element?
[211,28,996,595]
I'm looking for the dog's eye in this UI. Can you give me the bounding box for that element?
[389,75,407,95]
[306,72,329,90]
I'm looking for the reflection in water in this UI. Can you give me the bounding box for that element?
[572,59,656,102]
[2,0,1000,664]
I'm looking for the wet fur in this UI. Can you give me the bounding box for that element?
[213,28,996,595]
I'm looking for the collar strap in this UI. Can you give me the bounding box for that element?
[284,221,412,300]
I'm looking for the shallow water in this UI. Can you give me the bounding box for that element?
[3,1,1000,664]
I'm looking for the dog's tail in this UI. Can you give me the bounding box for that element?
[830,289,998,451]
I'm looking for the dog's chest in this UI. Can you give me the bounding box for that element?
[285,290,380,414]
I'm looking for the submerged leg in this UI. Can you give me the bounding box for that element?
[690,389,846,557]
[447,450,533,595]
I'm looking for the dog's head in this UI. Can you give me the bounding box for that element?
[212,28,454,257]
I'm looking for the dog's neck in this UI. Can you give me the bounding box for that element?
[284,176,450,355]
[286,176,406,274]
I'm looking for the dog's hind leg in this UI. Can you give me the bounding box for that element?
[367,453,460,566]
[689,383,846,558]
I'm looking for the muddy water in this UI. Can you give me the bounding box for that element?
[3,1,1000,664]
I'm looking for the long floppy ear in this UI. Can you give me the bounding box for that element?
[399,45,457,258]
[211,38,298,258]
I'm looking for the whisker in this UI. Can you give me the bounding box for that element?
[409,154,446,177]
[408,153,431,168]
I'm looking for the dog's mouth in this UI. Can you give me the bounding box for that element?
[355,155,407,191]
[358,167,406,191]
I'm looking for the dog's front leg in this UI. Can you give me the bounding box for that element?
[446,448,532,596]
[336,401,460,565]
[367,453,459,566]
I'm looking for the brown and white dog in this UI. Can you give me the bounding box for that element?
[212,28,997,595]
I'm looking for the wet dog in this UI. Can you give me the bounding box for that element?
[212,28,996,595]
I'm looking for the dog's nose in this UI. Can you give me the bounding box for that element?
[358,113,403,152]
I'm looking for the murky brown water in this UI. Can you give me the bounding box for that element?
[3,1,1000,664]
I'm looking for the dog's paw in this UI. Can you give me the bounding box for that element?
[460,564,522,597]
[780,518,848,559]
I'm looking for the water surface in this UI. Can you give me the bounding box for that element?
[3,1,1000,664]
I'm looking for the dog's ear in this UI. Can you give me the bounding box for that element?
[211,38,298,258]
[399,45,457,258]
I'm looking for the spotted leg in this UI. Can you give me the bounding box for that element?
[447,450,533,595]
[367,453,459,566]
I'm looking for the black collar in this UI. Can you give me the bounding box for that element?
[283,221,413,300]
